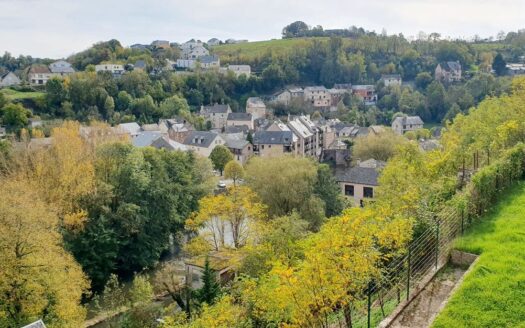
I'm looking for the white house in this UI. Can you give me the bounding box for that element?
[28,65,54,85]
[381,74,402,87]
[0,72,21,87]
[95,64,125,77]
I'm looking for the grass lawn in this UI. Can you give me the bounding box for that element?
[0,88,45,100]
[432,182,525,328]
[213,37,338,63]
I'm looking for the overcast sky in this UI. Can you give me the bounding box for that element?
[1,0,523,58]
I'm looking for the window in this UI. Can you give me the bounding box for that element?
[261,145,265,149]
[268,145,271,148]
[344,184,354,196]
[363,187,374,198]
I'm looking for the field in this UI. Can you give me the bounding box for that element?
[1,88,45,101]
[432,182,525,328]
[212,37,334,65]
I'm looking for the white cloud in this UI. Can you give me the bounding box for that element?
[0,0,523,58]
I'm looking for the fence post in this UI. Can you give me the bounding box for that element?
[406,246,411,301]
[435,219,440,270]
[461,208,465,235]
[367,281,372,328]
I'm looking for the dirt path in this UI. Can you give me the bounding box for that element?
[389,267,466,328]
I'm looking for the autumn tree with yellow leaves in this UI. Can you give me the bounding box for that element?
[0,178,89,327]
[186,186,267,252]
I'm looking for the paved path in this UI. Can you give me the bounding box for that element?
[389,267,466,328]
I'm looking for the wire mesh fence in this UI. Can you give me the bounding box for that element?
[347,158,524,328]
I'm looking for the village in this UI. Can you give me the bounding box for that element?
[2,21,525,327]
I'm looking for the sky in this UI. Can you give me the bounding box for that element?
[0,0,524,58]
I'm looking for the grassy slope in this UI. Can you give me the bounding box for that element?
[432,182,525,328]
[212,38,333,63]
[0,88,45,100]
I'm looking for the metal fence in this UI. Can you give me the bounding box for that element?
[345,205,468,328]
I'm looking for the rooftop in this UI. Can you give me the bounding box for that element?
[227,112,252,121]
[336,166,381,186]
[132,131,162,147]
[183,131,219,148]
[201,104,231,114]
[253,130,294,146]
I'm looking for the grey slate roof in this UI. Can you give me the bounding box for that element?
[225,138,249,150]
[199,55,219,64]
[132,132,162,147]
[336,166,380,186]
[49,60,75,74]
[440,61,461,72]
[151,136,188,151]
[183,131,219,148]
[253,131,294,146]
[393,116,424,126]
[224,125,249,134]
[227,112,252,121]
[201,104,230,114]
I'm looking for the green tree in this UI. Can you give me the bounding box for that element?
[103,95,115,119]
[426,81,447,121]
[352,130,407,162]
[314,164,345,217]
[415,72,433,90]
[1,103,29,129]
[224,160,245,186]
[130,274,154,306]
[492,53,507,76]
[158,95,190,119]
[209,145,233,175]
[195,257,221,305]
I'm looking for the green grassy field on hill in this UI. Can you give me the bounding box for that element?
[1,88,45,101]
[212,37,337,65]
[432,182,525,328]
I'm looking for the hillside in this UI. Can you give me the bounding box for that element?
[212,37,332,63]
[432,182,525,327]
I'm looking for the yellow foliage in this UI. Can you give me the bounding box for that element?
[0,178,89,327]
[186,186,267,250]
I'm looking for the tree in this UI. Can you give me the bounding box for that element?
[209,145,233,175]
[314,164,345,217]
[426,81,447,121]
[1,103,30,129]
[195,257,221,305]
[492,53,507,76]
[245,156,318,218]
[352,130,407,162]
[415,72,433,90]
[282,21,309,38]
[0,178,89,327]
[154,262,192,316]
[103,95,115,119]
[158,95,190,119]
[186,186,266,251]
[130,274,154,305]
[224,160,244,186]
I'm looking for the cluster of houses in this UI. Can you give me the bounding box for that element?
[0,60,75,87]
